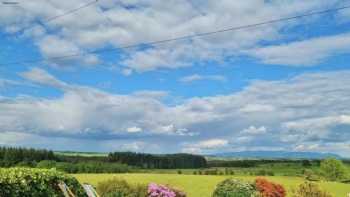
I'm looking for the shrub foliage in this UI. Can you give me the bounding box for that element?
[0,168,86,197]
[255,178,286,197]
[37,160,130,173]
[320,158,348,181]
[97,178,147,197]
[212,178,257,197]
[291,182,333,197]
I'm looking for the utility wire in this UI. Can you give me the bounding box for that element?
[44,0,98,22]
[2,2,19,5]
[8,0,98,34]
[2,4,350,66]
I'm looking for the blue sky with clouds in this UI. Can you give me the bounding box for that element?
[1,0,350,157]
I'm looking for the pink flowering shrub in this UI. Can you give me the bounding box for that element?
[148,183,186,197]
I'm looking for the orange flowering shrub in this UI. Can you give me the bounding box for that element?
[255,178,286,197]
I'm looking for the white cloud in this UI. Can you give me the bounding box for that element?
[235,136,253,143]
[120,142,144,151]
[0,131,32,145]
[0,78,25,89]
[241,126,267,135]
[199,139,228,148]
[282,115,350,143]
[179,74,227,83]
[294,144,320,151]
[239,104,275,113]
[37,35,99,68]
[1,68,350,156]
[248,33,350,66]
[183,138,228,152]
[20,67,68,89]
[126,127,142,133]
[293,142,350,157]
[0,0,341,71]
[132,90,169,99]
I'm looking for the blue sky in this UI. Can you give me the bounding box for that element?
[1,0,350,157]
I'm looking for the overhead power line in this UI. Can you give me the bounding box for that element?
[2,4,350,66]
[8,0,98,34]
[44,0,98,23]
[2,1,19,5]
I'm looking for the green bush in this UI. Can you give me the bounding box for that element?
[0,167,86,197]
[36,160,57,169]
[302,169,321,182]
[97,178,147,197]
[16,160,37,167]
[36,160,130,174]
[291,182,333,197]
[254,169,274,176]
[212,178,258,197]
[320,158,348,181]
[341,179,350,184]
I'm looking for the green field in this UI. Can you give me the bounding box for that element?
[74,173,350,197]
[54,151,108,157]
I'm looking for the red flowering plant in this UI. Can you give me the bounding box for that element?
[255,178,286,197]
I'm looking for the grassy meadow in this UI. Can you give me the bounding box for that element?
[2,148,350,196]
[74,173,350,197]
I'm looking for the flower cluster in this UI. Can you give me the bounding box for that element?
[148,183,176,197]
[255,178,286,197]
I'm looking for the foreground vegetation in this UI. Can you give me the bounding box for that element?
[1,167,348,197]
[74,173,350,197]
[1,146,349,196]
[0,168,86,197]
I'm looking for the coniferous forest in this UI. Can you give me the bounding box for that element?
[0,146,207,172]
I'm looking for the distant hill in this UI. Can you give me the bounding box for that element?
[210,151,342,159]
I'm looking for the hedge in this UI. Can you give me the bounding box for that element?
[0,168,86,197]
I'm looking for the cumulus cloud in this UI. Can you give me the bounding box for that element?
[20,67,68,89]
[127,127,142,133]
[248,33,350,66]
[37,35,99,68]
[241,126,267,135]
[179,74,227,83]
[239,104,275,113]
[2,68,195,139]
[197,139,229,148]
[132,90,169,99]
[0,0,342,70]
[282,115,350,143]
[294,144,320,151]
[182,138,228,153]
[1,68,350,156]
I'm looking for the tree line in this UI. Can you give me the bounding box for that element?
[207,159,319,168]
[108,152,207,169]
[0,147,56,167]
[0,146,207,170]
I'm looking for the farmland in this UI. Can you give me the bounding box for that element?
[74,173,350,197]
[1,147,350,196]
